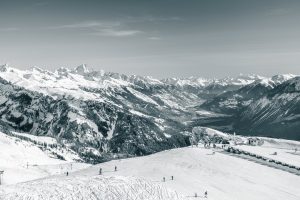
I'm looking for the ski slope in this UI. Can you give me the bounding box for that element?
[0,132,89,185]
[1,146,300,200]
[83,147,300,200]
[0,176,181,200]
[234,138,300,167]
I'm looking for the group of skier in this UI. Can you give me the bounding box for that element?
[194,191,208,198]
[98,166,118,175]
[162,176,208,198]
[162,176,174,182]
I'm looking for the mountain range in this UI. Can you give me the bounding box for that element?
[0,63,299,162]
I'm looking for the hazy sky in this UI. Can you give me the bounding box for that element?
[1,0,300,78]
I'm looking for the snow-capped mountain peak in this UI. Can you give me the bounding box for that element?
[72,64,90,75]
[271,74,298,84]
[0,63,10,72]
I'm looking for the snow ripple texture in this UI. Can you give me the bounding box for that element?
[0,175,182,200]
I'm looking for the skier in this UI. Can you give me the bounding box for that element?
[99,168,102,175]
[204,191,208,198]
[190,137,194,148]
[66,171,69,176]
[194,193,197,197]
[171,176,174,180]
[114,166,117,171]
[163,177,165,182]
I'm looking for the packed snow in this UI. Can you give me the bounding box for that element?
[0,176,182,200]
[1,144,300,200]
[0,132,90,185]
[235,138,300,167]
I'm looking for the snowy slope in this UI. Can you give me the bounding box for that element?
[2,146,299,200]
[90,147,300,200]
[0,132,90,185]
[0,176,182,200]
[235,138,300,167]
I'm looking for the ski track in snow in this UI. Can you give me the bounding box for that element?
[0,176,182,200]
[1,146,300,200]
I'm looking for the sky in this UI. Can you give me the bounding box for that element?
[0,0,300,78]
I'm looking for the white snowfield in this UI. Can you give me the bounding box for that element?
[0,176,182,200]
[235,138,300,167]
[2,145,300,200]
[0,132,89,185]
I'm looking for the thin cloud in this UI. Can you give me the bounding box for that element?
[144,16,182,22]
[48,20,142,37]
[123,16,183,23]
[148,36,161,40]
[91,29,142,37]
[47,21,120,29]
[47,16,181,37]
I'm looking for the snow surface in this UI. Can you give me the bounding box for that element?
[0,132,90,185]
[87,147,300,200]
[2,146,300,200]
[126,87,158,105]
[12,131,57,144]
[0,176,182,200]
[235,138,300,167]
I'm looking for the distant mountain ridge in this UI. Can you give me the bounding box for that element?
[0,63,298,162]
